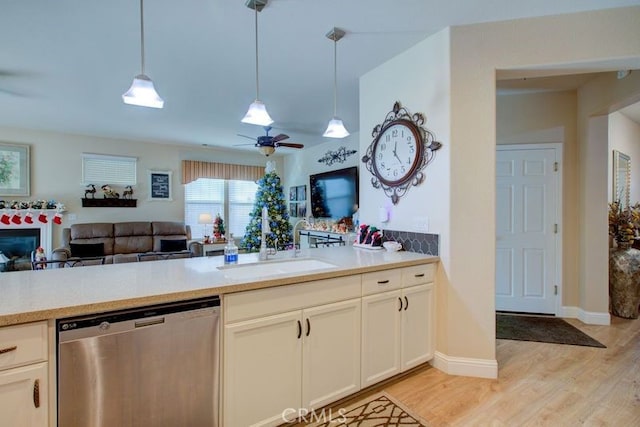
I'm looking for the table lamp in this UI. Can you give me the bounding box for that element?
[198,213,213,242]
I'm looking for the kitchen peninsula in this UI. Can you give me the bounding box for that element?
[0,246,438,427]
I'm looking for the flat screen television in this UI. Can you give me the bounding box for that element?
[309,166,359,219]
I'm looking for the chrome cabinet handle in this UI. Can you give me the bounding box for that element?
[404,296,409,311]
[0,345,17,354]
[33,379,40,408]
[398,297,403,311]
[306,318,311,337]
[377,280,390,284]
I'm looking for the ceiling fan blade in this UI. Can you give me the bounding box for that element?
[237,134,257,141]
[275,142,304,149]
[233,142,258,147]
[271,133,289,143]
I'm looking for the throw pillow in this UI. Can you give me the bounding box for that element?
[160,239,187,252]
[70,242,105,258]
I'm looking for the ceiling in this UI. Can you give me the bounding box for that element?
[1,0,640,154]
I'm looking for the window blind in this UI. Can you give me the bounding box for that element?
[82,153,137,186]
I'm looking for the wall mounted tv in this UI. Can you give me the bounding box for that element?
[309,166,359,219]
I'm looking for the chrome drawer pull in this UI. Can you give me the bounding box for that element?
[0,345,17,354]
[377,280,390,284]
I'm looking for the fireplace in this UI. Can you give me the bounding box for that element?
[0,229,40,271]
[0,211,56,271]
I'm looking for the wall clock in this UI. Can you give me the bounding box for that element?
[362,101,442,204]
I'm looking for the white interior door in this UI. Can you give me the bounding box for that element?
[496,146,559,314]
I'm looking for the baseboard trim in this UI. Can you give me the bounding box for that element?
[432,351,497,379]
[560,306,610,325]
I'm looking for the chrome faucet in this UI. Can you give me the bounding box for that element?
[291,218,310,257]
[259,206,278,260]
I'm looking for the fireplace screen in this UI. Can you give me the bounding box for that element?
[0,229,40,271]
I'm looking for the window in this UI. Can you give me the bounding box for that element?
[82,153,137,186]
[185,178,258,240]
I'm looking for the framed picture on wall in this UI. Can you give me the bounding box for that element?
[148,170,172,201]
[289,202,298,218]
[296,185,306,201]
[297,202,307,218]
[0,142,30,197]
[289,187,297,201]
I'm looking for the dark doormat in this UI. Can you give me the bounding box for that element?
[496,313,606,348]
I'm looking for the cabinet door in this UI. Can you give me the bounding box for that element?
[302,299,361,410]
[361,290,402,388]
[401,283,434,370]
[224,311,302,427]
[0,362,48,427]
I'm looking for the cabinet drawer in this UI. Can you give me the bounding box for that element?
[0,322,48,371]
[225,275,361,323]
[362,269,402,296]
[402,264,436,287]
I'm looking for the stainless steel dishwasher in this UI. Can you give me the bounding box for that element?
[57,296,220,427]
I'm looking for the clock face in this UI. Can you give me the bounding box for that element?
[372,121,421,185]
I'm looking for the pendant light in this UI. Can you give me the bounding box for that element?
[242,0,274,126]
[323,27,349,138]
[122,0,164,109]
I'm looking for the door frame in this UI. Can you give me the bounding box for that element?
[496,143,563,316]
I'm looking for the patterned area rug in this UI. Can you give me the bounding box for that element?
[496,313,606,348]
[307,391,428,426]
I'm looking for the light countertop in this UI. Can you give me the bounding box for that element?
[0,246,438,327]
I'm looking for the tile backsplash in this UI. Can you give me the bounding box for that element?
[383,229,439,256]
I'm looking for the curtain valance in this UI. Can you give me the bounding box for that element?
[181,160,264,184]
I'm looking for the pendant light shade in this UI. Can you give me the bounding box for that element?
[122,0,164,109]
[323,27,349,138]
[123,74,164,108]
[242,0,273,126]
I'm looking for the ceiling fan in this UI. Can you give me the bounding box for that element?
[236,126,304,156]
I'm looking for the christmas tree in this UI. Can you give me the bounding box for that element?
[242,163,292,252]
[213,213,225,240]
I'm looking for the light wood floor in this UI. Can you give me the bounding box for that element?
[379,315,640,426]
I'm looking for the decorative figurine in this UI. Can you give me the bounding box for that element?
[84,184,97,199]
[123,185,134,200]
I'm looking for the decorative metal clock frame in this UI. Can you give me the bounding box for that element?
[362,101,442,204]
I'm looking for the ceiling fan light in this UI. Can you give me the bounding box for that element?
[241,100,274,126]
[258,145,276,156]
[323,117,350,138]
[122,74,164,109]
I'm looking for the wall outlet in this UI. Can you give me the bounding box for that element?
[413,216,429,232]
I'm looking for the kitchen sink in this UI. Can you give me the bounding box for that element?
[217,258,337,279]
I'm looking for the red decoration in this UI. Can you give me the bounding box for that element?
[24,212,34,224]
[38,212,48,223]
[11,213,22,225]
[1,213,10,225]
[53,213,63,225]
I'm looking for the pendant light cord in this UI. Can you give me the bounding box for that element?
[254,4,260,100]
[140,0,145,75]
[332,36,337,116]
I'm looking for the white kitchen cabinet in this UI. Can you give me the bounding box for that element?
[223,311,302,427]
[223,276,362,427]
[361,266,435,387]
[0,322,48,427]
[302,299,361,410]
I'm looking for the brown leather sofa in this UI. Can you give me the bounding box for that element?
[52,221,196,264]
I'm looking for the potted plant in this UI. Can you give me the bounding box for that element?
[608,201,640,319]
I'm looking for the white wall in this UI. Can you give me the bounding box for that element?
[0,126,274,248]
[358,7,640,375]
[608,111,640,204]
